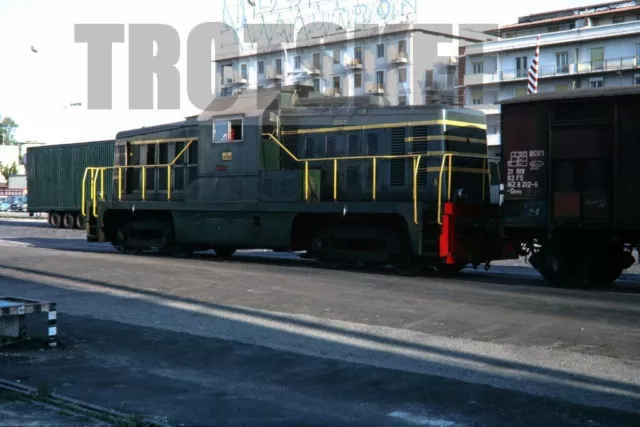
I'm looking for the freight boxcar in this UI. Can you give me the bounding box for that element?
[26,140,115,228]
[82,85,516,274]
[498,86,639,287]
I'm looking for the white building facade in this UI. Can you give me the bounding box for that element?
[461,0,640,156]
[214,25,469,106]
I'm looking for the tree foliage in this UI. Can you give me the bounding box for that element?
[0,116,18,145]
[0,162,18,182]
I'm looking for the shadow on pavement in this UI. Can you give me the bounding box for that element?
[0,265,637,427]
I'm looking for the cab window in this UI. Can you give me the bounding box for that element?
[214,118,243,143]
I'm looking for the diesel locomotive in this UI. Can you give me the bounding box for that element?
[81,84,516,275]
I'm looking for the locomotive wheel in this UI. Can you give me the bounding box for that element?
[49,212,62,228]
[115,225,141,255]
[392,258,424,276]
[310,234,343,269]
[74,214,85,230]
[62,213,75,229]
[435,261,466,276]
[171,246,194,258]
[214,246,236,259]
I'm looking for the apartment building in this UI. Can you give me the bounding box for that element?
[214,24,480,106]
[460,0,640,156]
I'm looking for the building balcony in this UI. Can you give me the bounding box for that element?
[265,69,283,80]
[465,20,640,55]
[344,59,363,71]
[302,62,323,75]
[366,82,385,94]
[464,56,640,85]
[463,72,502,85]
[221,75,248,87]
[467,103,501,115]
[389,51,409,66]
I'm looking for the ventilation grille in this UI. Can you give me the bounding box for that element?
[390,127,406,187]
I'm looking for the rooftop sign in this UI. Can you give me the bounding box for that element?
[222,0,418,50]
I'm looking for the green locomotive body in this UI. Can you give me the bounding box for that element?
[83,85,516,273]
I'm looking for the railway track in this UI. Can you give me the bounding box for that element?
[0,378,166,426]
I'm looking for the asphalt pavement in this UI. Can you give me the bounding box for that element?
[0,218,638,426]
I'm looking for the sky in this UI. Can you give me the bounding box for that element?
[0,0,596,144]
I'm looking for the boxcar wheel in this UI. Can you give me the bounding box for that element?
[49,212,62,228]
[62,213,75,229]
[74,214,85,230]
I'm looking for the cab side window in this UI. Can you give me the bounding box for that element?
[214,118,243,143]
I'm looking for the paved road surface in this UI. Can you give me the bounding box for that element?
[0,219,638,426]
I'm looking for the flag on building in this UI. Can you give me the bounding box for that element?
[527,35,540,94]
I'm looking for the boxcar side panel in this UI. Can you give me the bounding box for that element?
[27,140,114,213]
[500,103,549,227]
[614,96,640,231]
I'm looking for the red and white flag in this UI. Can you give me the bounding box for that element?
[527,35,540,94]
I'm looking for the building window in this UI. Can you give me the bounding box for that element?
[590,47,604,70]
[471,91,483,104]
[515,57,527,78]
[313,78,320,91]
[354,47,362,64]
[376,70,384,88]
[398,96,407,106]
[333,76,341,91]
[425,69,433,87]
[333,50,341,64]
[313,53,321,69]
[515,88,527,97]
[398,68,407,83]
[294,56,301,69]
[636,43,640,57]
[634,73,640,85]
[589,77,603,88]
[556,52,569,73]
[472,62,483,74]
[613,16,625,23]
[548,25,560,32]
[275,59,282,74]
[377,43,385,58]
[354,73,362,88]
[258,61,264,74]
[398,40,406,53]
[241,64,247,80]
[556,84,568,91]
[591,18,600,26]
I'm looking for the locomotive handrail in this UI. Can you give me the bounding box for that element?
[436,153,501,225]
[263,132,495,225]
[82,138,197,218]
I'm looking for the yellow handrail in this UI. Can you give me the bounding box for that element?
[263,132,492,225]
[436,153,501,225]
[82,138,197,218]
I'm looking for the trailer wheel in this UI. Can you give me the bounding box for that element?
[49,212,62,228]
[62,213,75,229]
[74,214,85,230]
